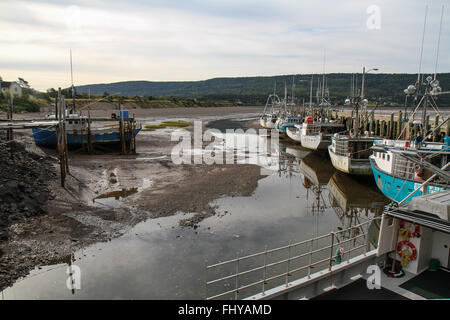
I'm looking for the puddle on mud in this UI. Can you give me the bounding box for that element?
[1,117,389,300]
[92,188,139,208]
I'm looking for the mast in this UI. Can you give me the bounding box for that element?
[434,5,444,80]
[322,49,326,104]
[417,4,428,89]
[70,48,75,113]
[309,74,314,115]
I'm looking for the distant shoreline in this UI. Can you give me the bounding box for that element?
[0,105,266,120]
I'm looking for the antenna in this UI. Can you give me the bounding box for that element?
[70,48,74,89]
[322,49,326,102]
[417,4,428,85]
[434,5,445,80]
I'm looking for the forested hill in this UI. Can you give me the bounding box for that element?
[75,73,450,105]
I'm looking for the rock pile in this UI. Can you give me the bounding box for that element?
[0,135,56,243]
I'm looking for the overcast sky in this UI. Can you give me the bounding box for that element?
[0,0,449,91]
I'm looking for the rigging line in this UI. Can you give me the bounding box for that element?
[70,49,74,90]
[417,4,428,86]
[434,5,445,80]
[396,95,427,140]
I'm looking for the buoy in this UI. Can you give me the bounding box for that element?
[397,241,417,263]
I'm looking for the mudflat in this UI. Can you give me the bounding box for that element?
[0,106,266,291]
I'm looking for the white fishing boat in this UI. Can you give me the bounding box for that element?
[329,134,380,175]
[300,117,344,151]
[286,124,302,142]
[328,68,382,175]
[259,89,282,129]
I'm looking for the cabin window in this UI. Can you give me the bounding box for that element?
[382,153,385,160]
[387,155,390,161]
[387,217,394,227]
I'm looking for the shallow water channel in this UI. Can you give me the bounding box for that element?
[1,117,389,299]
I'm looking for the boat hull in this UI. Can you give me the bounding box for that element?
[259,118,266,128]
[300,134,328,150]
[370,157,445,203]
[328,145,373,175]
[32,128,141,146]
[286,127,301,142]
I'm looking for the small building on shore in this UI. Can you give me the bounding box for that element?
[0,80,22,97]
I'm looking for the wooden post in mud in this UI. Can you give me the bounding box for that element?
[397,110,402,139]
[87,110,93,153]
[6,97,13,142]
[375,119,380,136]
[369,113,375,135]
[425,115,430,140]
[80,116,86,153]
[119,100,126,155]
[63,98,69,174]
[130,114,136,154]
[433,115,440,142]
[389,113,394,139]
[406,122,412,141]
[56,89,66,187]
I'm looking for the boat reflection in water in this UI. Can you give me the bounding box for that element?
[299,153,335,222]
[281,146,311,160]
[327,171,390,247]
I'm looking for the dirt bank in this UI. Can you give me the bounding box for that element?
[0,110,267,291]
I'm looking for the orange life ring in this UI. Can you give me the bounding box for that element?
[399,220,420,238]
[397,241,417,260]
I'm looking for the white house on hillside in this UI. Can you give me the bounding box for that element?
[0,80,23,97]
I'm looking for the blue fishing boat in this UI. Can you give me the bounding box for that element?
[369,66,449,203]
[275,115,302,134]
[32,112,141,146]
[369,139,449,203]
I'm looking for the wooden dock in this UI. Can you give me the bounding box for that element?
[305,107,450,142]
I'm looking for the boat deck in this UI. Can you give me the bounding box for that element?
[312,278,409,300]
[314,266,450,300]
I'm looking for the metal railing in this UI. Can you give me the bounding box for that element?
[392,155,415,180]
[205,218,380,300]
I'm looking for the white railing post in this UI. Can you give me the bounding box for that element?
[285,241,292,287]
[329,232,334,272]
[262,245,267,296]
[308,238,313,278]
[235,252,240,300]
[204,260,208,300]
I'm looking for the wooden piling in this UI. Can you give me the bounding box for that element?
[6,97,13,142]
[425,115,430,134]
[119,100,126,155]
[397,110,402,139]
[433,115,440,142]
[389,113,394,139]
[56,89,66,187]
[87,110,93,153]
